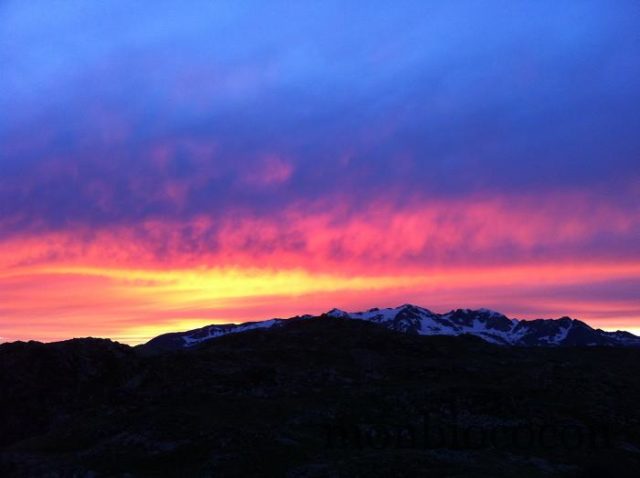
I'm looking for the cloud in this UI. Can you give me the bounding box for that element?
[241,155,294,187]
[1,191,637,271]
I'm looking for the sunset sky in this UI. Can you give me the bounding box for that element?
[1,1,639,344]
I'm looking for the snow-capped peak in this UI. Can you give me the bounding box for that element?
[326,308,350,318]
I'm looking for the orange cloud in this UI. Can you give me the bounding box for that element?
[1,192,638,343]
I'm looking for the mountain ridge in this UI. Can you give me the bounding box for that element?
[140,304,640,353]
[3,313,640,476]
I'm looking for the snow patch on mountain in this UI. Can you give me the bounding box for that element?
[182,319,283,347]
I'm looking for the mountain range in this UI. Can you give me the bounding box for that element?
[3,314,640,476]
[142,304,640,353]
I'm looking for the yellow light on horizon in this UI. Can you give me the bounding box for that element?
[2,261,639,344]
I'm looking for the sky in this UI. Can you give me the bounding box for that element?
[1,0,639,344]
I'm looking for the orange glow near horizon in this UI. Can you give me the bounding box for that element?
[1,195,639,344]
[2,259,640,344]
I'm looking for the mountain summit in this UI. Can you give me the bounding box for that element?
[141,305,640,353]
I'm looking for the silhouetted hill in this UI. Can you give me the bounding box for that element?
[2,318,640,477]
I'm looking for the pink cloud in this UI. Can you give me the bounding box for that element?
[242,155,294,187]
[0,189,638,343]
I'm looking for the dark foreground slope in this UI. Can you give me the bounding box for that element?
[2,318,640,477]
